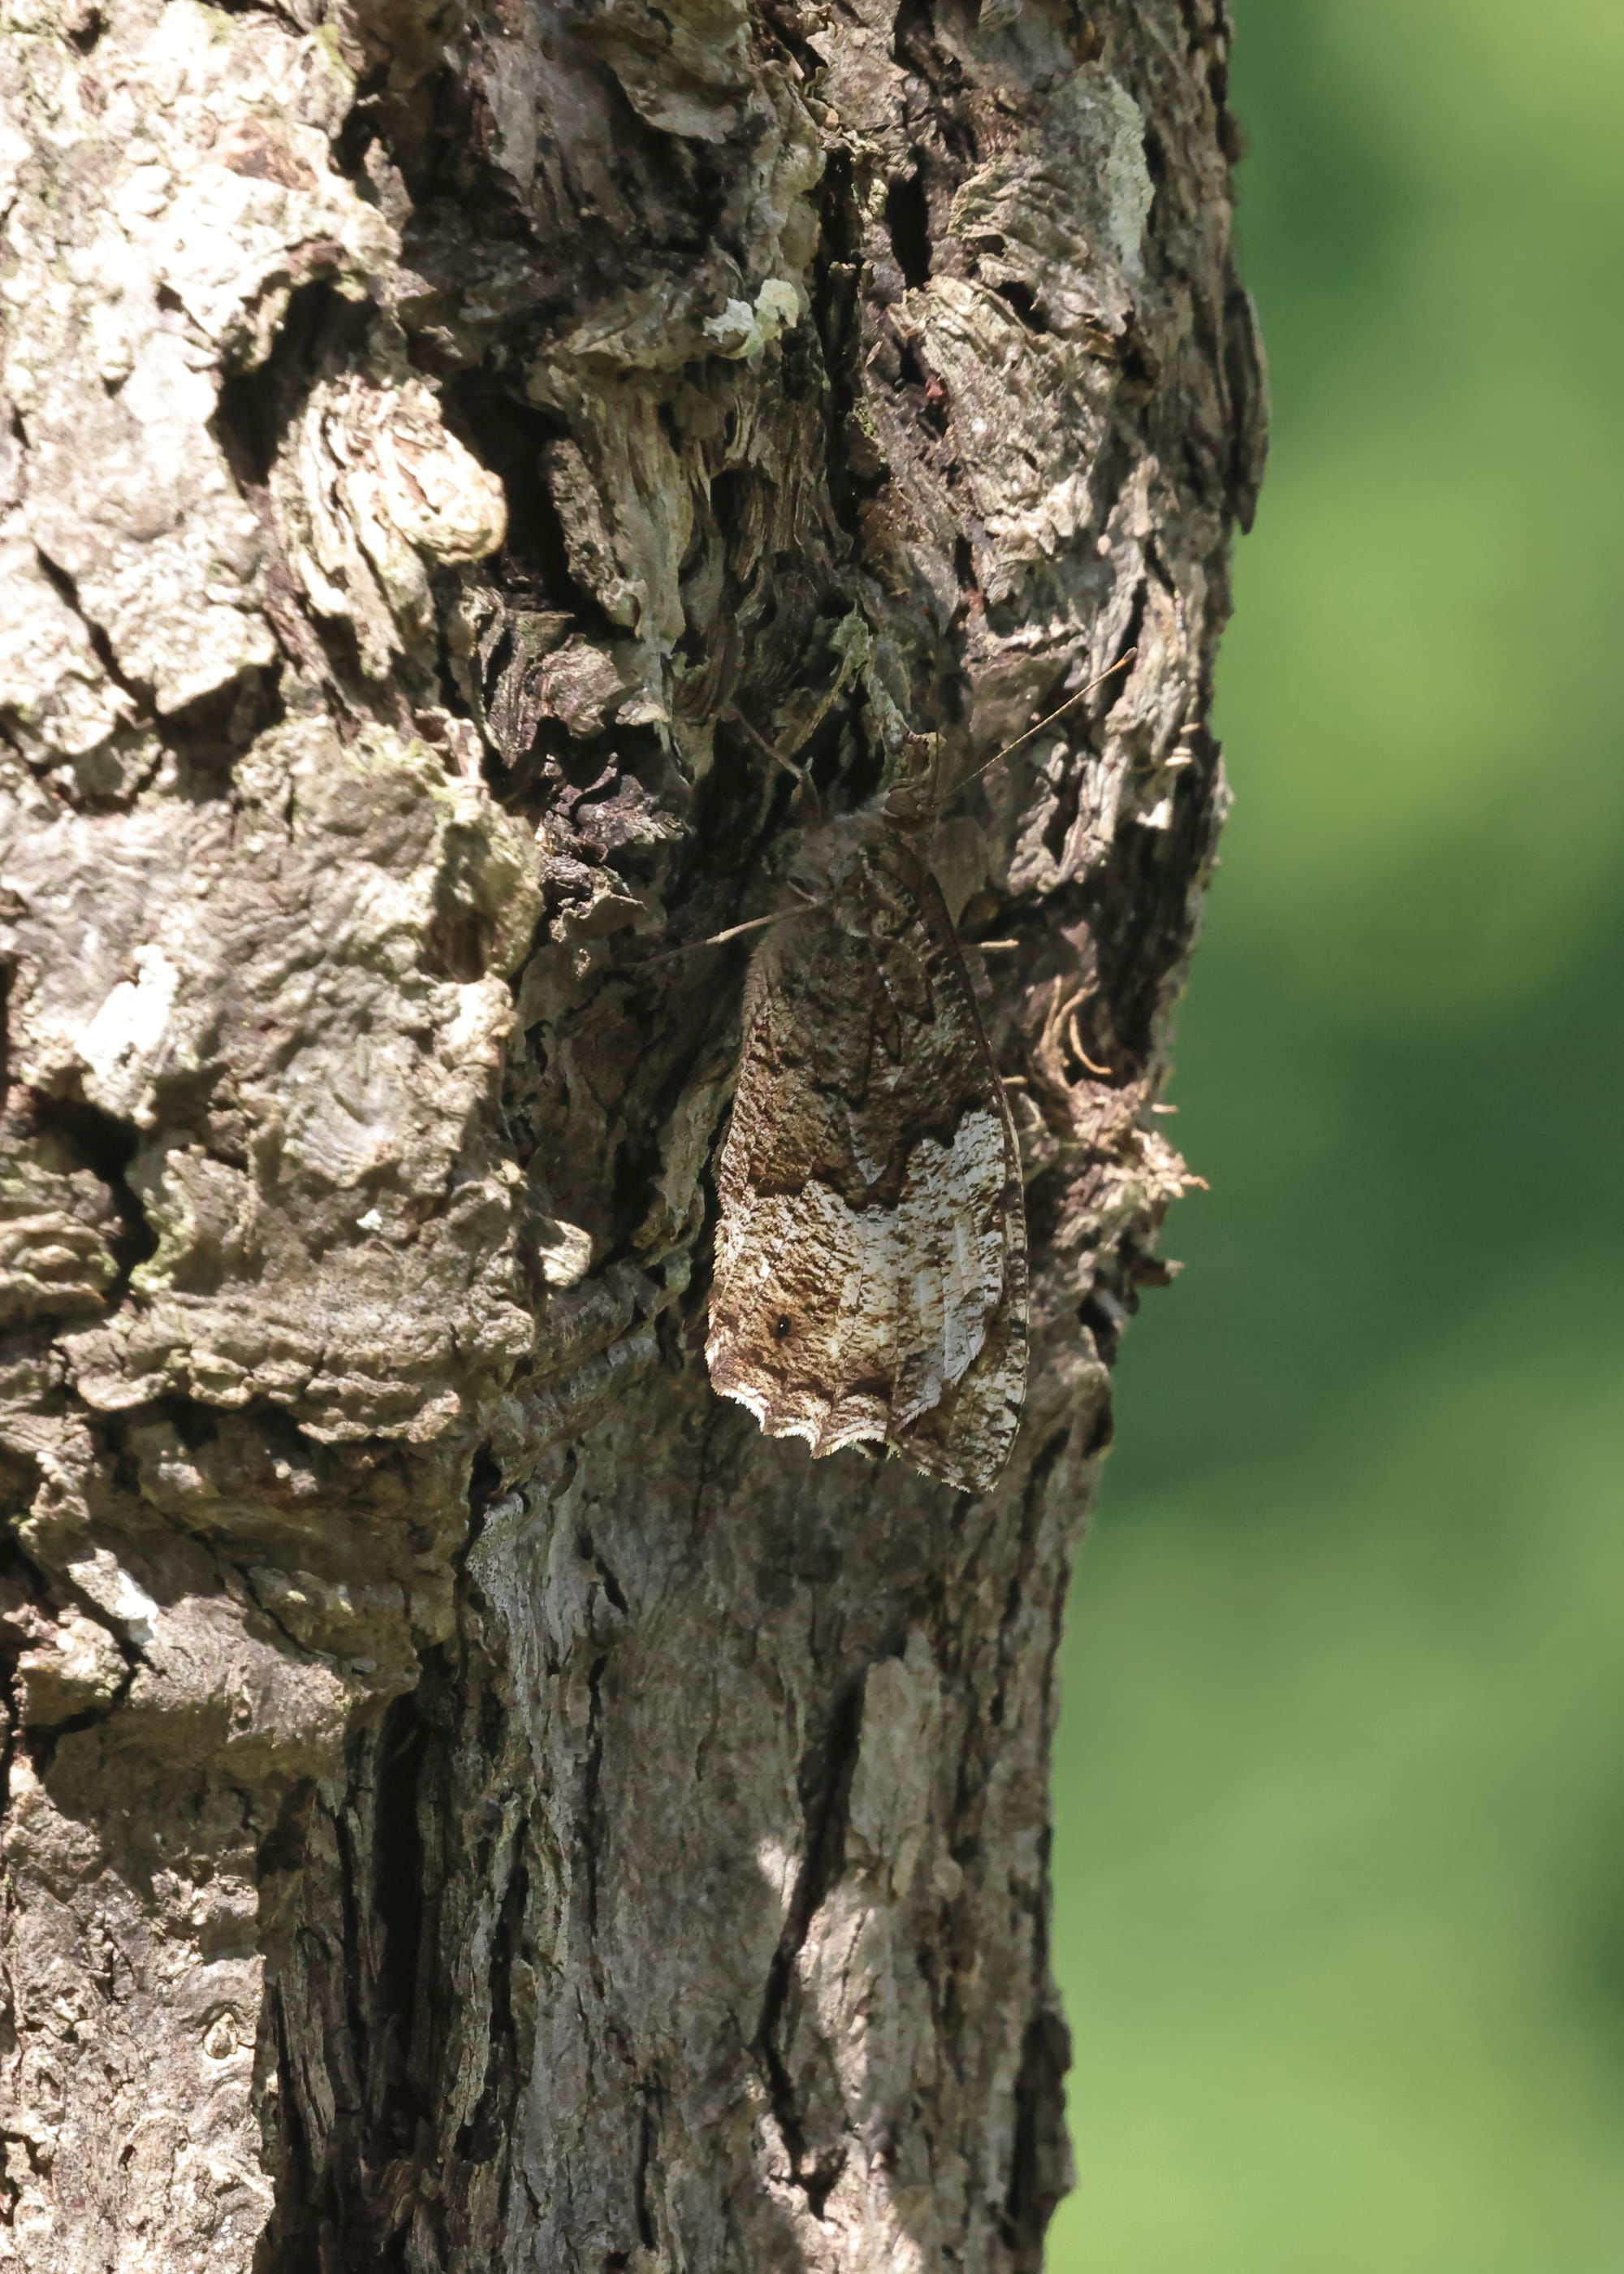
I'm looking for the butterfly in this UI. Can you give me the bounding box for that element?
[704,790,1029,1493]
[702,655,1130,1490]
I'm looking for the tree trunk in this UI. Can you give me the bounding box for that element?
[0,0,1262,2266]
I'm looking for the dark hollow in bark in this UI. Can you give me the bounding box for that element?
[0,0,1263,2266]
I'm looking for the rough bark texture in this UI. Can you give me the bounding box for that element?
[0,0,1262,2266]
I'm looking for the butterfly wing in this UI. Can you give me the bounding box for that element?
[706,817,1027,1493]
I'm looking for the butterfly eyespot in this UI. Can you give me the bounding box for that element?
[774,1315,793,1339]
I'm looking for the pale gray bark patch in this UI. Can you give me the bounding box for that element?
[0,0,1261,2264]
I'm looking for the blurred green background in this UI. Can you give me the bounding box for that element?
[1048,2,1624,2268]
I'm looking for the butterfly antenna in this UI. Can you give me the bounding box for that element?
[725,704,824,821]
[949,646,1138,802]
[632,899,826,968]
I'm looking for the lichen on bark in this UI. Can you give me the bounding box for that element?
[0,0,1261,2264]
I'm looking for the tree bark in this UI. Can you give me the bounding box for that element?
[0,0,1262,2266]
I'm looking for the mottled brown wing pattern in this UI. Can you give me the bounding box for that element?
[706,809,1028,1493]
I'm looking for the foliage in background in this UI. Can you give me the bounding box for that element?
[1049,2,1624,2266]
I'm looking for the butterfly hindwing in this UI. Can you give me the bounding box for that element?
[706,809,1028,1493]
